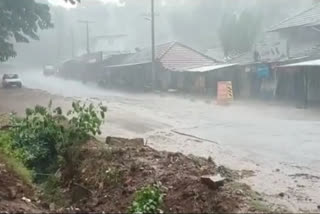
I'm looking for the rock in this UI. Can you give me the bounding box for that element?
[49,203,55,211]
[278,192,285,197]
[317,205,320,210]
[98,182,104,190]
[275,168,280,172]
[8,187,17,199]
[235,189,244,196]
[200,166,210,174]
[200,174,225,190]
[21,196,31,203]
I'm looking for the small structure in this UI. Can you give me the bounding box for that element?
[265,3,320,106]
[59,52,104,82]
[277,59,320,108]
[226,3,320,102]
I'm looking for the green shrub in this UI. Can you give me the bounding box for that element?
[129,184,164,214]
[0,131,25,160]
[0,131,32,185]
[9,101,107,181]
[66,101,107,143]
[9,105,65,177]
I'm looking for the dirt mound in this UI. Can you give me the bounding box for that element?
[0,156,42,213]
[56,137,254,213]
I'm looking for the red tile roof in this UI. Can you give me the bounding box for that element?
[107,42,218,72]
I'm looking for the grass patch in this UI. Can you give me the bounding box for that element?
[0,131,32,186]
[0,151,33,186]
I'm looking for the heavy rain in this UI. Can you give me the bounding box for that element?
[0,0,320,213]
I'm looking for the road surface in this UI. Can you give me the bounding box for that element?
[2,69,320,212]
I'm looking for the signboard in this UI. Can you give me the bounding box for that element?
[217,81,233,105]
[256,64,270,79]
[255,39,287,62]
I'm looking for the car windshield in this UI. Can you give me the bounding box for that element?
[4,74,19,79]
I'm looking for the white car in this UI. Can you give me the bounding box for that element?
[43,65,56,76]
[2,74,22,88]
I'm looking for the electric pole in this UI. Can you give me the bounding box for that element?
[151,0,156,90]
[71,28,75,58]
[78,20,95,54]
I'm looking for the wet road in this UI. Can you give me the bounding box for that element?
[15,70,320,211]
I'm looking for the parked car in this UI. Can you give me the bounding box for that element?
[2,74,22,88]
[43,65,56,76]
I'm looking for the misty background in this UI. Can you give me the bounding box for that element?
[9,0,314,66]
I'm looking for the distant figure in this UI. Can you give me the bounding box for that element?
[253,50,261,62]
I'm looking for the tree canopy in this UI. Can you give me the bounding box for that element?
[0,0,54,62]
[219,10,262,57]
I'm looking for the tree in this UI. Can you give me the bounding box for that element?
[219,9,262,57]
[0,0,53,62]
[219,12,237,57]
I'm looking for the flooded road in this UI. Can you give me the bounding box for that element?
[6,69,320,212]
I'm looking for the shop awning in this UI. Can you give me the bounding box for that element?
[186,64,237,72]
[279,59,320,68]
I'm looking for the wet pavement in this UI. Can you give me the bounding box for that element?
[5,69,320,212]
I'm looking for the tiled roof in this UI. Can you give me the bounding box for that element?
[269,3,320,32]
[107,42,218,72]
[160,42,217,71]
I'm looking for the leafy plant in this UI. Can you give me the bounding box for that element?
[8,101,107,181]
[67,101,107,142]
[129,184,164,214]
[0,131,32,185]
[0,131,25,161]
[9,105,65,178]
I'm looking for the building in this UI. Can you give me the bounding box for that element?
[267,3,320,107]
[103,42,239,96]
[221,3,320,103]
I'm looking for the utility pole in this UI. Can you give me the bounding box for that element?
[151,0,156,90]
[78,20,95,54]
[71,28,75,58]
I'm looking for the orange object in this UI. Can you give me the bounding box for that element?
[217,81,233,105]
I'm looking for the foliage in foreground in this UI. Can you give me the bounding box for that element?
[0,0,53,62]
[129,184,164,214]
[0,130,32,185]
[6,101,106,180]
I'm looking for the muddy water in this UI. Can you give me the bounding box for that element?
[6,69,320,212]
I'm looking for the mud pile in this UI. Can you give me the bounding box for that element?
[56,137,254,213]
[0,157,42,212]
